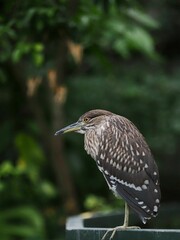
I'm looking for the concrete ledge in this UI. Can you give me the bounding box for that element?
[66,206,180,240]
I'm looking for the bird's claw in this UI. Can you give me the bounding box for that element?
[102,225,141,240]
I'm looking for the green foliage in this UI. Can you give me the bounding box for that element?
[0,159,47,239]
[0,132,57,205]
[15,133,45,179]
[125,8,158,28]
[84,194,124,212]
[0,0,159,69]
[0,206,45,240]
[0,133,57,239]
[12,42,44,66]
[73,3,158,59]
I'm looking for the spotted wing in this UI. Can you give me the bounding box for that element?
[96,115,161,223]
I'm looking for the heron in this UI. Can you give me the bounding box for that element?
[55,109,161,239]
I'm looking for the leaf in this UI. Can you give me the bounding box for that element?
[125,26,156,58]
[33,43,44,52]
[15,133,45,181]
[0,206,45,239]
[12,42,31,63]
[15,133,45,165]
[126,8,159,29]
[0,161,15,177]
[40,181,57,198]
[32,52,44,66]
[113,38,130,58]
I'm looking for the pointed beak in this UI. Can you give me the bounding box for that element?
[54,121,83,136]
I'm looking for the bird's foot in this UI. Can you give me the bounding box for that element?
[102,225,140,240]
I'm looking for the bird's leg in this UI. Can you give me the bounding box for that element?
[122,201,129,227]
[102,203,140,240]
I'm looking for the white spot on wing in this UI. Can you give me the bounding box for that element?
[104,170,109,175]
[136,143,139,148]
[141,205,147,209]
[153,206,158,212]
[136,150,140,156]
[142,184,148,190]
[113,153,117,158]
[136,186,142,191]
[116,163,119,170]
[100,153,105,159]
[113,162,116,168]
[123,166,127,172]
[155,199,160,204]
[145,164,148,168]
[144,180,149,185]
[138,166,141,172]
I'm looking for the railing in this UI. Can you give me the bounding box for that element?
[66,204,180,240]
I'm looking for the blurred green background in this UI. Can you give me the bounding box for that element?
[1,0,180,239]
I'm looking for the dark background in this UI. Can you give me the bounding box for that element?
[1,0,180,239]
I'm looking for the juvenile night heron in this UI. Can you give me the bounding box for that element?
[55,109,161,239]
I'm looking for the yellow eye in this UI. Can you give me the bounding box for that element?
[84,117,90,123]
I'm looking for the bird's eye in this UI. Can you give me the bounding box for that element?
[84,117,90,123]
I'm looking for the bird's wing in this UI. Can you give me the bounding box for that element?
[96,116,161,223]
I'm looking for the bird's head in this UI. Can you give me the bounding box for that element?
[55,109,113,135]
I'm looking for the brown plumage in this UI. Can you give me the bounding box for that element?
[55,109,161,225]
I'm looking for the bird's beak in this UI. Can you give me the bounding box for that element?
[54,121,83,136]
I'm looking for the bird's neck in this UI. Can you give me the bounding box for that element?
[84,129,100,160]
